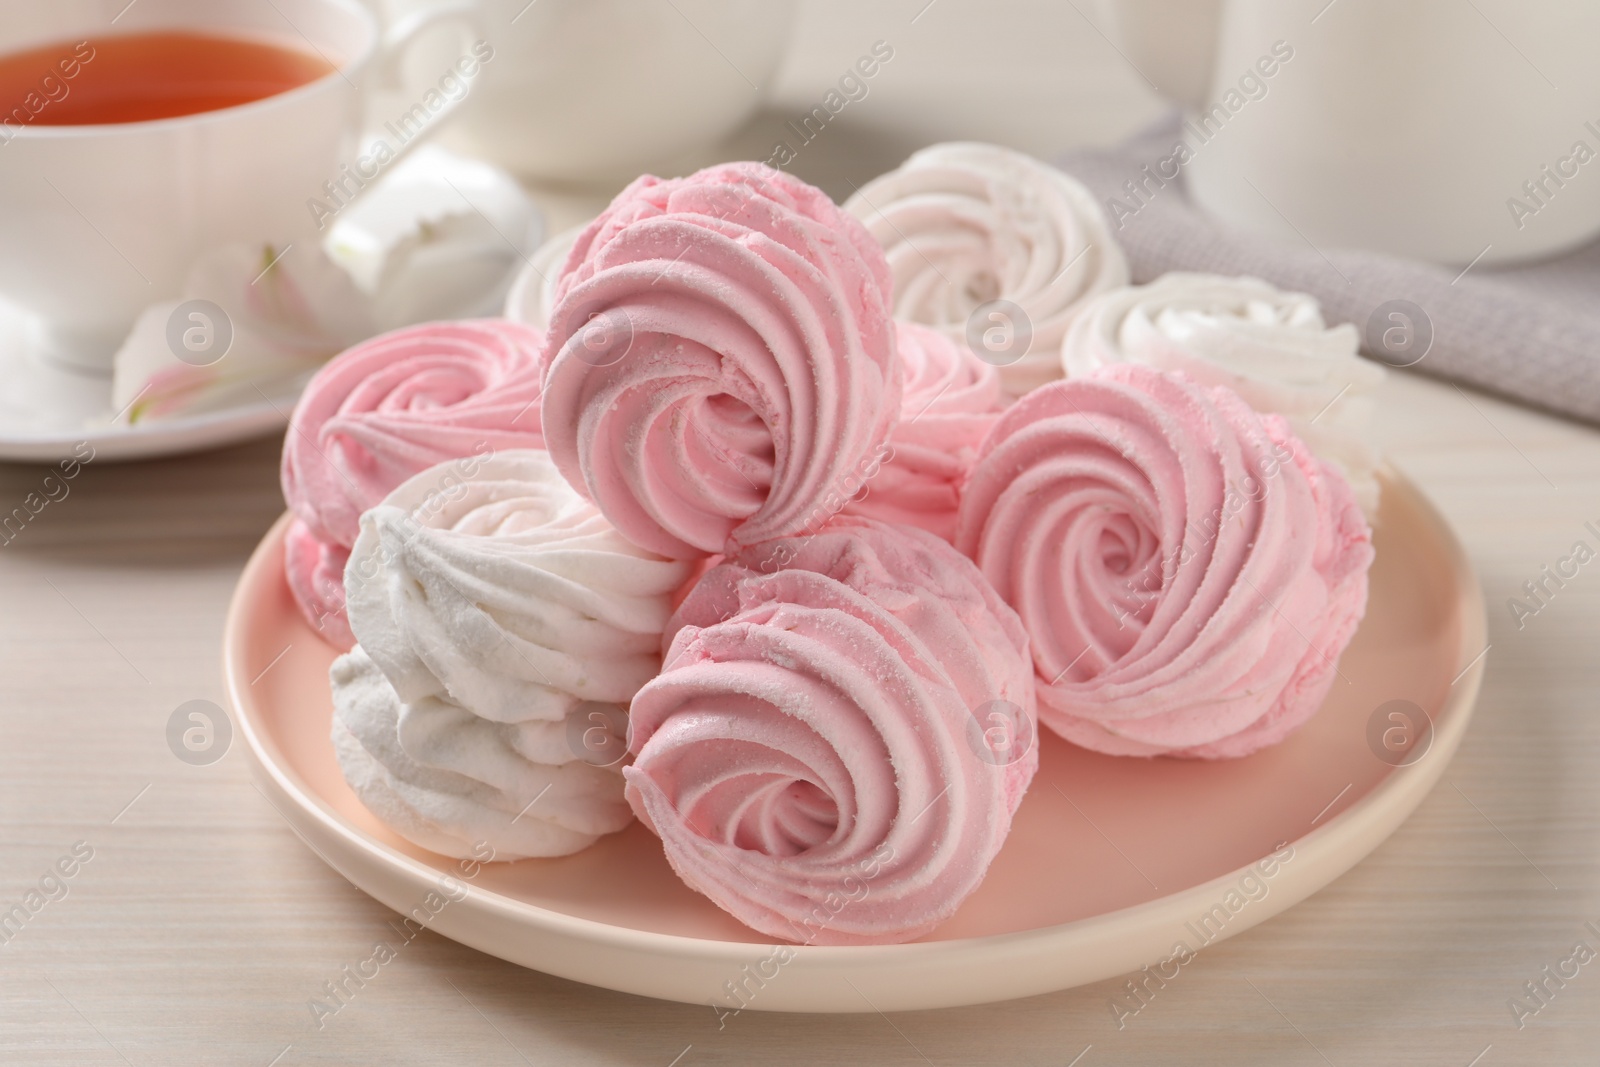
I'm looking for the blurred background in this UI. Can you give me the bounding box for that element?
[379,0,1166,225]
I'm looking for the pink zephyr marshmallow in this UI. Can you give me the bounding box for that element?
[956,364,1373,759]
[538,162,901,560]
[624,516,1037,946]
[846,321,1006,542]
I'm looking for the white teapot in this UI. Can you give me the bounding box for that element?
[1099,0,1600,265]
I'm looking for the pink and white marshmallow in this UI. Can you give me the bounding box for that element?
[280,319,545,647]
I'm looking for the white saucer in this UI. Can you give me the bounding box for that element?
[0,303,295,464]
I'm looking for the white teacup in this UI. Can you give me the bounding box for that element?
[0,0,469,372]
[1101,0,1600,266]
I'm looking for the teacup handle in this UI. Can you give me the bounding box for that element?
[359,1,485,166]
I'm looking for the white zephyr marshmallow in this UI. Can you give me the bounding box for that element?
[845,141,1129,394]
[331,449,693,860]
[503,224,584,330]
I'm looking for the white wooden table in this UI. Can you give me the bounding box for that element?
[2,2,1597,1063]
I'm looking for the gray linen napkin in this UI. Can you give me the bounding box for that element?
[1056,117,1600,424]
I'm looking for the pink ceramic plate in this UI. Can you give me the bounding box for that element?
[224,467,1486,1012]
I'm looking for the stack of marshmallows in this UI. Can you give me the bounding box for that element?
[281,145,1381,946]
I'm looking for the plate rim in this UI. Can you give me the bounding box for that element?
[224,464,1487,1010]
[0,397,291,463]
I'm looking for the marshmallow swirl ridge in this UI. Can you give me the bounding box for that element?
[845,142,1128,394]
[847,322,1005,542]
[539,162,900,559]
[956,365,1373,759]
[625,516,1036,945]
